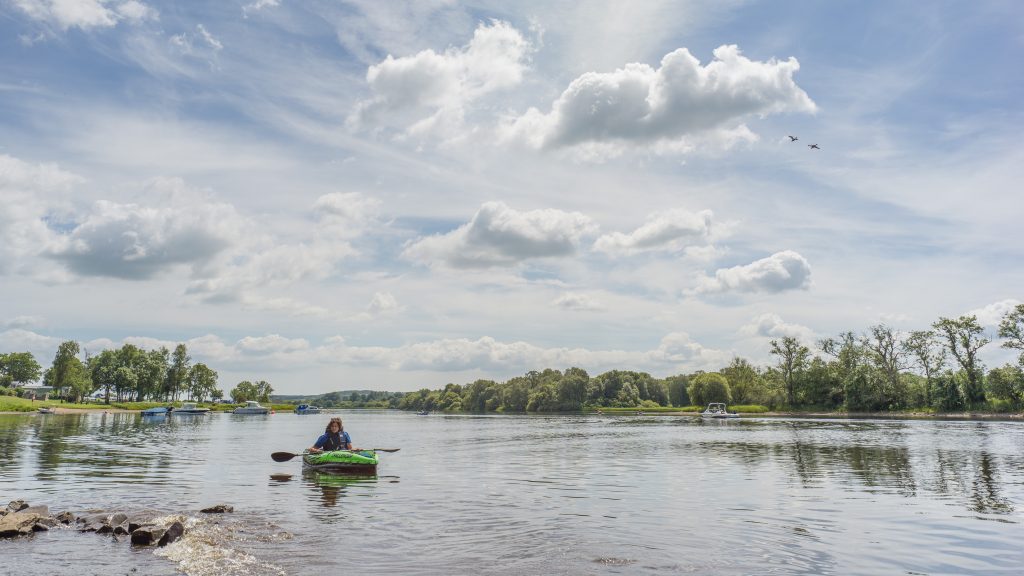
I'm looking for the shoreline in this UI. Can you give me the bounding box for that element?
[4,407,1022,421]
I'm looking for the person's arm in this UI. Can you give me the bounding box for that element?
[309,434,326,453]
[343,431,353,450]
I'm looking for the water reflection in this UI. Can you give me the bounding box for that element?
[302,470,379,513]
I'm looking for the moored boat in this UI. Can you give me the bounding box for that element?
[701,403,739,419]
[294,404,321,415]
[141,406,170,416]
[233,401,269,415]
[171,402,210,415]
[302,450,378,474]
[37,407,55,414]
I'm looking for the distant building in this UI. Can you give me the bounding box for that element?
[22,385,53,400]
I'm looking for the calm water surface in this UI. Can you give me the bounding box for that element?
[1,411,1022,575]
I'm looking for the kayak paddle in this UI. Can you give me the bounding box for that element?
[271,449,400,462]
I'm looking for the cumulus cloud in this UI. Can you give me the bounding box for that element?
[366,292,402,315]
[46,179,247,280]
[501,44,815,155]
[1,316,46,330]
[552,292,605,312]
[694,250,812,295]
[645,332,732,369]
[402,201,597,268]
[967,299,1021,327]
[13,0,156,31]
[0,155,81,276]
[350,20,532,139]
[740,313,816,341]
[595,209,713,255]
[313,191,382,239]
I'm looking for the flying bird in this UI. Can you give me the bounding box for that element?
[788,135,798,142]
[808,144,820,150]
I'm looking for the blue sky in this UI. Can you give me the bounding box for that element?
[1,0,1021,393]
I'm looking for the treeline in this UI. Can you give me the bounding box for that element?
[0,340,276,404]
[400,307,1024,413]
[282,390,405,409]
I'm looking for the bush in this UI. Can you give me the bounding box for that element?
[0,386,15,396]
[688,373,731,406]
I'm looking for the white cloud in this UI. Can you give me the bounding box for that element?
[0,155,81,276]
[595,209,713,255]
[242,0,279,17]
[740,313,816,342]
[402,201,597,268]
[350,20,532,139]
[552,292,605,312]
[313,191,382,239]
[170,24,223,68]
[501,44,814,155]
[695,250,812,294]
[1,316,46,330]
[645,331,732,370]
[366,292,402,315]
[967,299,1021,327]
[46,179,247,280]
[13,0,155,31]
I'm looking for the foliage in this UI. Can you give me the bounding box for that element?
[770,336,811,406]
[0,352,42,386]
[687,372,731,406]
[986,364,1024,408]
[933,316,989,406]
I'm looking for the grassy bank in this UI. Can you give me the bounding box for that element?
[0,396,294,413]
[589,405,770,414]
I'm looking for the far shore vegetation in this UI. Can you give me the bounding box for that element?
[2,306,1023,416]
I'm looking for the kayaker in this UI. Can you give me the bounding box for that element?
[308,417,355,452]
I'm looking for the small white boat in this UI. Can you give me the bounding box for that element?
[294,404,321,415]
[233,401,270,415]
[37,407,55,414]
[171,403,210,415]
[701,403,739,419]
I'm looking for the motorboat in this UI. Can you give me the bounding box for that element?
[233,401,270,415]
[171,402,210,415]
[295,404,321,415]
[37,407,55,414]
[701,403,739,419]
[141,406,170,416]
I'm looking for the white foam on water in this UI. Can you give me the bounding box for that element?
[152,515,291,576]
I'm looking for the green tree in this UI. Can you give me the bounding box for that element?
[933,316,990,405]
[862,324,909,409]
[902,330,944,407]
[254,380,274,403]
[998,304,1024,363]
[137,348,169,401]
[188,363,219,402]
[165,344,191,401]
[687,372,731,406]
[986,364,1024,407]
[770,337,810,406]
[0,352,42,386]
[230,380,257,403]
[720,357,765,405]
[665,374,690,407]
[44,341,82,400]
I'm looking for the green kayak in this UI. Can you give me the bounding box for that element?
[302,450,378,474]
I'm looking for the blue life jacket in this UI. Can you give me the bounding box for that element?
[315,431,351,451]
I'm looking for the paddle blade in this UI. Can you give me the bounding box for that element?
[271,451,299,462]
[372,448,400,453]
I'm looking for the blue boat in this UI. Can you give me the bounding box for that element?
[295,404,321,415]
[141,406,170,416]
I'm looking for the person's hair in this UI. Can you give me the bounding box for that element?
[324,417,343,433]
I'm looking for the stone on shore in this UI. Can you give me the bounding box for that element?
[157,521,184,547]
[0,512,46,538]
[129,525,166,546]
[6,500,28,514]
[200,504,233,513]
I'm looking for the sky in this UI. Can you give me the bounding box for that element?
[1,0,1022,394]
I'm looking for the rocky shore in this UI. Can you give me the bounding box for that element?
[0,499,233,546]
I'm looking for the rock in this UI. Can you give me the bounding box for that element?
[6,500,28,514]
[104,512,129,535]
[0,512,44,538]
[77,513,108,533]
[22,505,48,516]
[157,521,184,547]
[130,525,166,546]
[200,504,233,514]
[55,512,75,525]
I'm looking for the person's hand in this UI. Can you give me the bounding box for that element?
[309,447,322,453]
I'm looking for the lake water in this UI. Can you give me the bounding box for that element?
[1,411,1022,575]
